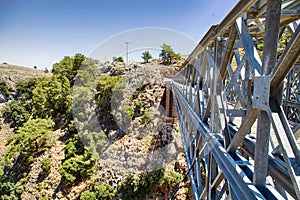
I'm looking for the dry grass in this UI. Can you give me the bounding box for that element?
[0,64,51,86]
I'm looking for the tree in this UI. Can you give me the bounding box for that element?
[159,43,180,65]
[32,74,71,121]
[113,56,124,62]
[73,53,86,72]
[15,78,38,101]
[95,75,123,131]
[51,54,86,84]
[141,51,152,63]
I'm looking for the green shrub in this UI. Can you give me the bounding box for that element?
[3,118,55,167]
[159,43,181,64]
[32,74,71,120]
[41,157,51,173]
[159,169,183,191]
[65,141,77,159]
[80,191,97,200]
[96,75,122,111]
[0,173,27,199]
[141,51,153,63]
[115,67,123,75]
[94,182,115,199]
[135,101,144,108]
[2,100,31,128]
[139,108,154,125]
[15,78,38,101]
[95,75,123,132]
[118,168,183,199]
[0,119,54,199]
[122,105,134,118]
[52,53,85,83]
[26,156,35,166]
[0,80,11,98]
[38,197,50,200]
[59,150,96,183]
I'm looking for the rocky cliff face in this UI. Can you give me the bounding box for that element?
[93,61,189,199]
[0,60,190,200]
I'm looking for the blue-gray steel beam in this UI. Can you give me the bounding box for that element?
[172,83,265,200]
[254,0,281,192]
[183,0,258,66]
[172,0,300,199]
[271,24,300,87]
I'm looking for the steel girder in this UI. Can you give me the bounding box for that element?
[172,0,300,199]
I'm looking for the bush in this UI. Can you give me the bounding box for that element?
[121,105,135,125]
[3,118,55,167]
[26,156,35,166]
[139,108,154,125]
[80,191,97,200]
[15,78,38,101]
[159,169,183,191]
[59,150,96,183]
[0,119,54,199]
[2,100,31,128]
[39,197,50,200]
[41,157,51,173]
[0,80,11,98]
[115,67,123,75]
[141,51,153,63]
[118,168,184,199]
[65,141,78,159]
[81,182,115,200]
[94,182,115,199]
[0,173,28,199]
[95,75,123,131]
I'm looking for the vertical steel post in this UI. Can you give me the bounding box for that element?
[253,0,281,192]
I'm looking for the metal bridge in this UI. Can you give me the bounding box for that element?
[171,0,300,199]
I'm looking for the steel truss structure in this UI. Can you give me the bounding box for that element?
[172,0,300,199]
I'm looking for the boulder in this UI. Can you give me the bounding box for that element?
[0,93,7,103]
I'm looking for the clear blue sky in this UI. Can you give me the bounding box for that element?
[0,0,238,69]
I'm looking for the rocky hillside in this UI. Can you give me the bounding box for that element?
[0,56,191,200]
[0,64,50,156]
[0,63,50,87]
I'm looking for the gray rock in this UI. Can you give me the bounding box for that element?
[0,93,7,103]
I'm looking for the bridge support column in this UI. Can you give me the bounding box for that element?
[253,0,282,193]
[164,82,177,123]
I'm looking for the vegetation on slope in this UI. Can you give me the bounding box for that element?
[0,48,188,199]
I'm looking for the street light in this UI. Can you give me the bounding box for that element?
[125,41,130,65]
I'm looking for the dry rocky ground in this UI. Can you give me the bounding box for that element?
[0,60,190,199]
[0,64,50,157]
[0,63,50,87]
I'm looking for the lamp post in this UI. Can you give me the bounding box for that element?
[125,41,130,65]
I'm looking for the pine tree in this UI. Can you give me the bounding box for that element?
[159,43,180,65]
[141,51,152,63]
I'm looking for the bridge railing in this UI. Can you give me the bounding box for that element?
[172,0,300,199]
